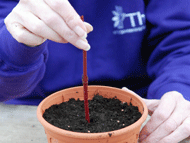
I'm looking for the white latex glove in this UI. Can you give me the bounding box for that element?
[122,87,190,143]
[4,0,93,50]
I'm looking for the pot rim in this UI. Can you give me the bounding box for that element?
[37,85,148,139]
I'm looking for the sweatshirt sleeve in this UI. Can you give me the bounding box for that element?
[0,0,48,102]
[146,0,190,101]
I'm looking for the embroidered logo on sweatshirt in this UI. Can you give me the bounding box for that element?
[112,6,146,35]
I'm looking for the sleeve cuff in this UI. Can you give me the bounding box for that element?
[147,82,190,101]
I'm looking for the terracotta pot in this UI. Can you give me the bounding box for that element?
[37,86,148,143]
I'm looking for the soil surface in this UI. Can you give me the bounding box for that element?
[43,94,142,133]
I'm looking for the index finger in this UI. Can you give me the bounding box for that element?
[44,0,87,38]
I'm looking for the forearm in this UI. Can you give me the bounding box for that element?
[146,0,190,101]
[147,31,190,101]
[147,30,190,101]
[0,20,48,101]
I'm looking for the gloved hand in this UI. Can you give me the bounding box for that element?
[122,87,190,143]
[4,0,93,50]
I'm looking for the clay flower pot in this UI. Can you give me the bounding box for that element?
[37,85,148,143]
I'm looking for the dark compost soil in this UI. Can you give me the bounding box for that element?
[43,94,142,133]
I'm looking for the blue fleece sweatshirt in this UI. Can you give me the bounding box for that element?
[1,0,190,105]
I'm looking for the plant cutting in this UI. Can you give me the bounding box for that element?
[36,16,148,143]
[81,15,90,123]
